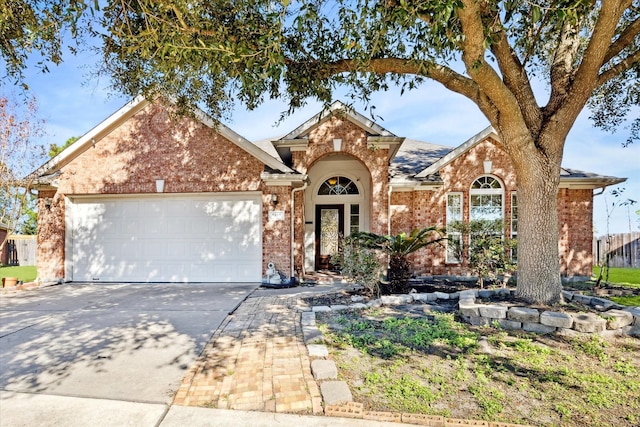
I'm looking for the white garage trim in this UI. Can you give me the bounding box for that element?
[65,192,262,283]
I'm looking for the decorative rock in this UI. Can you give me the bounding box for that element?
[522,322,556,334]
[469,316,491,326]
[349,303,367,310]
[478,305,508,319]
[540,311,573,328]
[460,289,478,299]
[478,289,496,299]
[591,297,616,310]
[413,293,438,302]
[301,311,316,326]
[449,292,461,300]
[459,302,480,317]
[602,309,634,329]
[366,299,382,308]
[434,291,450,300]
[497,288,511,296]
[623,307,640,325]
[350,295,365,303]
[622,325,640,337]
[320,381,353,405]
[303,326,324,344]
[572,294,593,305]
[496,319,522,330]
[561,290,574,301]
[311,359,338,380]
[307,344,329,358]
[508,307,540,323]
[571,313,607,333]
[330,304,349,311]
[312,306,331,312]
[381,295,413,305]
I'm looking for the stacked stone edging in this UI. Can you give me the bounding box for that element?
[300,289,640,338]
[458,288,639,337]
[299,296,534,426]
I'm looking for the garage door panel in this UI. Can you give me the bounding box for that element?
[71,194,261,282]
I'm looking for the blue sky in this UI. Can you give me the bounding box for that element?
[16,49,640,235]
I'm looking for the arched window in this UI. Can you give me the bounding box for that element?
[318,176,359,195]
[470,176,503,221]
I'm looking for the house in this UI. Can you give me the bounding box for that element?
[32,98,624,283]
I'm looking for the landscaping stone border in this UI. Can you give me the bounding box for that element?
[301,289,640,338]
[298,296,534,427]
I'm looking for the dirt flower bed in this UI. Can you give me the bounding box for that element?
[316,305,640,427]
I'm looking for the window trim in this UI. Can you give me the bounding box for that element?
[446,192,463,264]
[469,175,505,222]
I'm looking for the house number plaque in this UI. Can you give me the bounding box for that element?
[269,210,285,221]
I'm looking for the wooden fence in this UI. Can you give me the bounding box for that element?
[4,235,37,266]
[593,232,640,268]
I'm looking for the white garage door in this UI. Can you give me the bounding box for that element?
[69,194,262,282]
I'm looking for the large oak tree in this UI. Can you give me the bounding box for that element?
[2,0,638,304]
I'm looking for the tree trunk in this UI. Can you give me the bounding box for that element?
[511,143,563,305]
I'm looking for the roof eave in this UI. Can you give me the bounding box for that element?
[559,177,627,189]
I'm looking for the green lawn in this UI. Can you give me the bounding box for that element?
[592,266,640,287]
[0,266,37,282]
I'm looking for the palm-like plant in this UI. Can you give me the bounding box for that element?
[350,227,445,294]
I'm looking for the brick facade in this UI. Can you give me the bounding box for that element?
[389,139,594,278]
[37,101,291,281]
[291,116,390,270]
[35,100,597,283]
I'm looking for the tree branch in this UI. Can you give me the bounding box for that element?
[597,48,640,86]
[490,31,541,132]
[457,0,525,127]
[324,57,481,103]
[570,0,631,109]
[603,16,640,64]
[548,17,582,112]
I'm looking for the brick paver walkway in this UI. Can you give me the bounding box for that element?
[173,295,322,414]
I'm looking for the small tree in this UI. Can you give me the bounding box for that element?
[0,94,46,249]
[595,188,637,287]
[351,227,445,294]
[449,220,517,288]
[336,235,384,297]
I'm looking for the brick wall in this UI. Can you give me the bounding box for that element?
[37,101,290,281]
[291,116,390,270]
[389,138,593,278]
[293,116,389,235]
[558,188,593,276]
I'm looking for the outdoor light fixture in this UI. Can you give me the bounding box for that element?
[44,198,52,209]
[271,194,278,205]
[155,179,165,193]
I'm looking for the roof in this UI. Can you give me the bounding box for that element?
[30,99,625,191]
[30,97,295,184]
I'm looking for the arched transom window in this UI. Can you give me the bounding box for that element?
[318,176,360,195]
[470,176,503,221]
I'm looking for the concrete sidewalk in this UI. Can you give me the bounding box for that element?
[0,391,407,427]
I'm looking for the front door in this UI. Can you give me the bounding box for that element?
[315,204,344,270]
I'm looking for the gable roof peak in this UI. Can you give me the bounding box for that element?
[415,126,498,178]
[278,100,397,141]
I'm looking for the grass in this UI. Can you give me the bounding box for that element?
[592,266,640,287]
[0,266,37,282]
[318,308,640,427]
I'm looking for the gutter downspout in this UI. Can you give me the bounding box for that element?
[291,181,308,279]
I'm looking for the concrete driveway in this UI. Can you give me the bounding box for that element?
[0,283,258,404]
